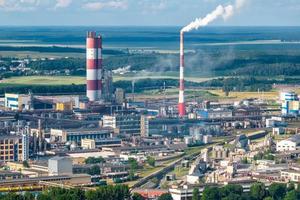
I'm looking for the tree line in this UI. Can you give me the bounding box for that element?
[0,185,172,200]
[1,182,299,200]
[193,182,300,200]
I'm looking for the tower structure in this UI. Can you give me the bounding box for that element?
[86,31,103,101]
[178,31,186,117]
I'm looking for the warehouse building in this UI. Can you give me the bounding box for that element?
[276,134,300,152]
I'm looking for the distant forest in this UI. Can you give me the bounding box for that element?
[1,44,300,93]
[23,50,300,77]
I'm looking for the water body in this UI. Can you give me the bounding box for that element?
[0,26,300,51]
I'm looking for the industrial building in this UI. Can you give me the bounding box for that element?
[48,157,73,176]
[197,109,233,119]
[281,92,300,116]
[0,135,28,162]
[276,134,300,152]
[81,138,121,149]
[4,93,80,111]
[102,111,141,135]
[50,128,112,144]
[115,88,125,105]
[5,93,32,110]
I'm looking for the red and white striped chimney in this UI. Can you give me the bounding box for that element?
[86,31,103,101]
[178,31,186,117]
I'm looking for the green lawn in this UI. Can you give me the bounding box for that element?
[1,76,85,85]
[1,74,213,86]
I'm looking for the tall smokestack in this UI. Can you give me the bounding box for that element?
[86,31,103,101]
[178,0,246,117]
[178,31,186,117]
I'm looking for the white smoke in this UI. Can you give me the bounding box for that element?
[181,0,246,33]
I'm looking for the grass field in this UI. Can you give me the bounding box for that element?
[1,76,297,102]
[208,89,279,101]
[0,51,84,58]
[1,76,86,85]
[1,75,212,86]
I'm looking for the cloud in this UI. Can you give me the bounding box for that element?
[138,0,167,13]
[235,0,247,10]
[0,0,41,11]
[83,0,128,11]
[55,0,72,8]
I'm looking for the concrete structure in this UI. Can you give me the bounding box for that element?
[140,115,150,137]
[203,135,212,144]
[273,127,285,135]
[5,93,32,111]
[276,134,300,152]
[281,169,300,182]
[81,138,121,149]
[22,133,29,161]
[0,174,91,188]
[197,109,233,119]
[0,135,25,162]
[56,102,73,111]
[212,146,229,159]
[102,70,113,101]
[81,139,96,149]
[115,88,125,105]
[281,92,299,116]
[86,31,103,101]
[102,112,141,135]
[178,31,186,117]
[50,128,112,144]
[48,157,73,176]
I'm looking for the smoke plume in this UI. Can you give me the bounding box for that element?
[181,0,246,33]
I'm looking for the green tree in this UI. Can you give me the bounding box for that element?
[202,187,221,200]
[222,193,242,200]
[22,160,30,168]
[146,156,156,167]
[23,192,34,200]
[241,157,249,164]
[268,183,286,200]
[263,197,273,200]
[250,183,267,200]
[85,157,105,164]
[221,184,243,197]
[286,183,295,192]
[192,188,200,200]
[132,193,145,200]
[0,193,22,200]
[36,193,51,200]
[88,165,101,175]
[128,158,139,170]
[158,193,173,200]
[284,190,300,200]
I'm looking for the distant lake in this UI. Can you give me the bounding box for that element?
[0,26,300,51]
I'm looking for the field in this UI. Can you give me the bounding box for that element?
[0,51,84,58]
[1,75,213,86]
[208,89,280,101]
[1,76,85,85]
[1,76,298,102]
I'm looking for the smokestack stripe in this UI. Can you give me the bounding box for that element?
[178,32,186,116]
[86,32,103,102]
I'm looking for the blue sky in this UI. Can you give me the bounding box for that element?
[0,0,300,26]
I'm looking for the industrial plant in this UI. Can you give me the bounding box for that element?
[0,0,300,199]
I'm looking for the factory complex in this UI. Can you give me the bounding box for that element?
[0,31,300,200]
